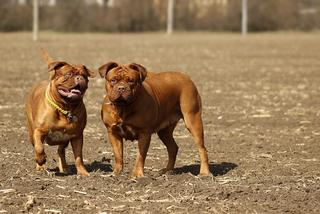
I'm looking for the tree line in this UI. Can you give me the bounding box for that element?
[0,0,319,32]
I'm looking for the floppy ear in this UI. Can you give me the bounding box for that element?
[48,61,67,72]
[47,61,68,79]
[128,63,147,82]
[98,62,119,78]
[81,65,96,78]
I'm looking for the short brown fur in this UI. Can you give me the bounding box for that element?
[99,62,210,177]
[25,50,94,176]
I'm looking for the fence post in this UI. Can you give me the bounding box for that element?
[167,0,174,34]
[241,0,248,35]
[33,0,39,41]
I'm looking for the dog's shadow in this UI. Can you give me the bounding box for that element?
[53,158,113,176]
[86,158,113,173]
[52,160,236,177]
[173,162,237,176]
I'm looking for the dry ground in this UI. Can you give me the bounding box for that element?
[0,32,320,213]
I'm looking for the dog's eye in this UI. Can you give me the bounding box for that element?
[110,79,117,84]
[64,72,72,79]
[128,78,135,84]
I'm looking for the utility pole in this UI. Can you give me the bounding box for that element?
[33,0,39,41]
[167,0,174,34]
[241,0,247,35]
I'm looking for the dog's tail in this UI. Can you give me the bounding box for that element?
[40,48,53,64]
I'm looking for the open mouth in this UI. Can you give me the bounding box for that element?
[58,85,84,99]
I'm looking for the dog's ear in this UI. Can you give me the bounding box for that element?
[128,63,147,82]
[41,48,67,73]
[47,61,68,79]
[48,61,68,72]
[81,65,96,78]
[98,62,119,78]
[41,48,65,79]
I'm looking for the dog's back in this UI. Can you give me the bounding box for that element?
[142,71,202,132]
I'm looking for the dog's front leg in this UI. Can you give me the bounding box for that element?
[132,133,151,178]
[33,128,47,171]
[70,135,89,176]
[107,130,124,175]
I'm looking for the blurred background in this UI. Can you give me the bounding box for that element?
[1,1,320,213]
[1,0,320,33]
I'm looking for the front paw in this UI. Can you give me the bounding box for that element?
[131,169,144,178]
[36,163,47,171]
[112,164,123,175]
[35,153,47,166]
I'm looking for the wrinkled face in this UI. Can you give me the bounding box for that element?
[99,62,147,106]
[49,61,94,103]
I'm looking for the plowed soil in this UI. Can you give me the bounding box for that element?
[0,32,320,213]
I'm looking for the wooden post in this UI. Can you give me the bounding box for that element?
[167,0,174,34]
[33,0,39,41]
[241,0,247,35]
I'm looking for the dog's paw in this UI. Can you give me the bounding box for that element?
[198,171,213,177]
[131,170,144,178]
[112,166,123,175]
[36,163,47,171]
[77,169,90,177]
[59,166,71,174]
[158,168,175,176]
[35,153,47,166]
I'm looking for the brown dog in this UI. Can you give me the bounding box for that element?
[99,62,210,177]
[25,50,94,176]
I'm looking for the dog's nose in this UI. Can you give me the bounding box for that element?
[117,86,125,93]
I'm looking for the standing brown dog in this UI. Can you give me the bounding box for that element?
[25,50,94,176]
[99,62,210,177]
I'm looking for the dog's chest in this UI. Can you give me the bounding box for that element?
[46,130,76,143]
[112,124,138,141]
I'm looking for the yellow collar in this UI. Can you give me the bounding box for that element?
[45,87,76,122]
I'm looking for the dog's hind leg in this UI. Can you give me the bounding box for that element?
[57,143,69,174]
[180,93,210,176]
[71,135,89,176]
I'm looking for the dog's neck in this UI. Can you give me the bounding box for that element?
[108,102,135,123]
[47,84,81,113]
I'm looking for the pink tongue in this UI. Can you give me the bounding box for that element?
[58,89,69,97]
[58,89,82,98]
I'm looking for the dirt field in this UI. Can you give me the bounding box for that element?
[0,32,320,213]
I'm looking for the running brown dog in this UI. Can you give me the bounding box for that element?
[25,50,94,176]
[99,62,210,177]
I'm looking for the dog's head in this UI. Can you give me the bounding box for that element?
[98,62,147,106]
[42,49,95,104]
